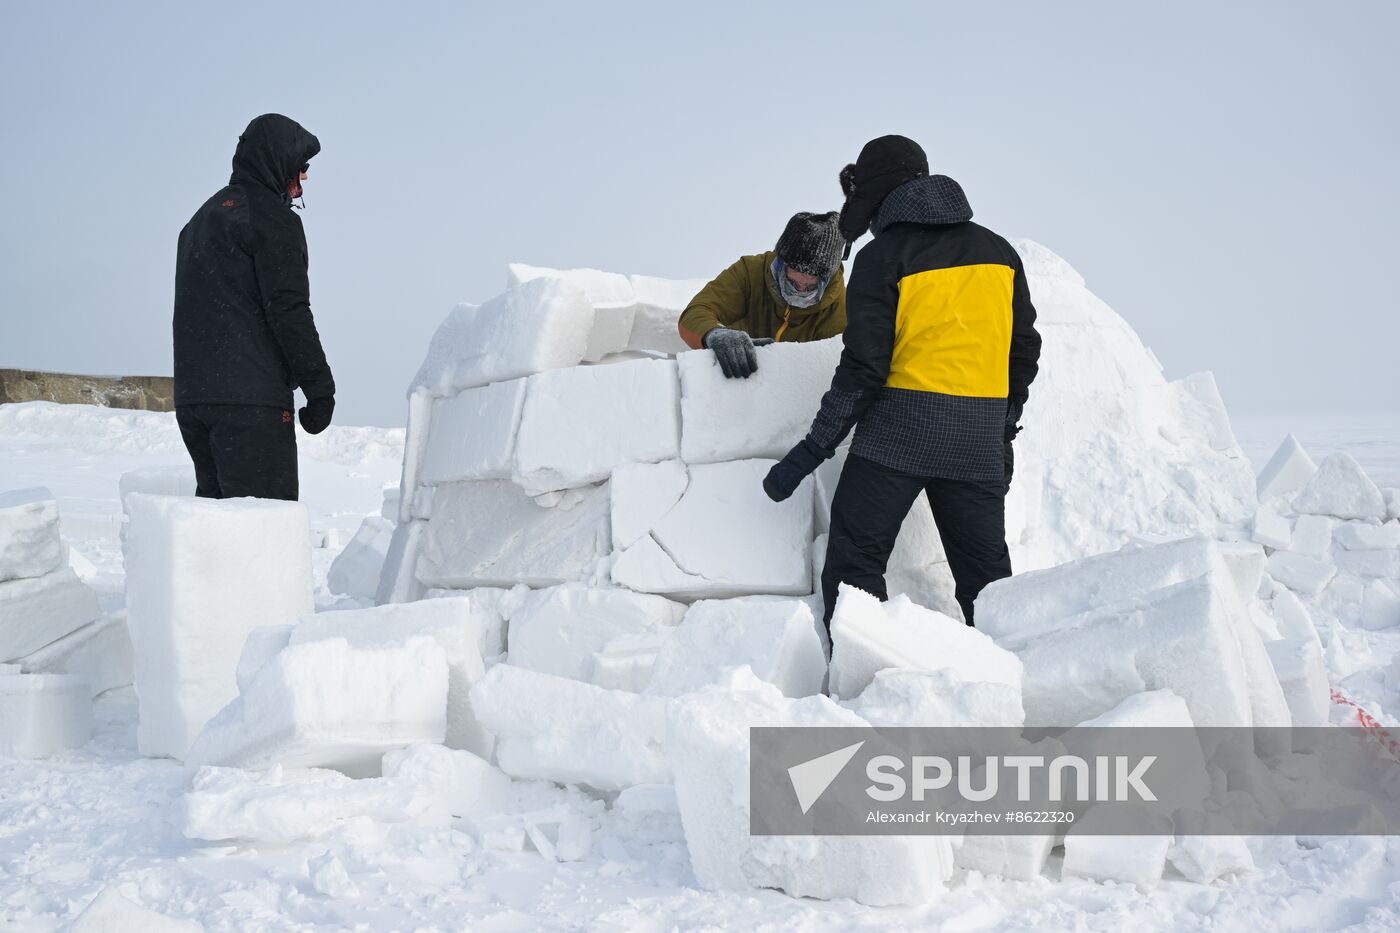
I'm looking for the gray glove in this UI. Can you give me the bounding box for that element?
[703,327,773,379]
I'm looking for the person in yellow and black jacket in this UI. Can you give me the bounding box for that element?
[763,135,1041,630]
[677,212,847,378]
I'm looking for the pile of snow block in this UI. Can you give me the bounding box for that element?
[327,515,395,601]
[0,673,93,758]
[470,663,670,791]
[185,635,449,777]
[976,537,1290,729]
[506,583,684,688]
[124,494,314,759]
[667,669,956,906]
[647,596,827,698]
[828,584,1023,700]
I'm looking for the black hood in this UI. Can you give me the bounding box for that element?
[230,114,320,201]
[870,175,973,235]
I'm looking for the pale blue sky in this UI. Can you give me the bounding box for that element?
[2,1,1395,426]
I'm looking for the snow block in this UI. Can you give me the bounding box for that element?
[417,480,610,588]
[0,673,92,758]
[1264,638,1328,725]
[234,625,291,694]
[828,584,1022,700]
[0,486,64,582]
[1255,433,1317,502]
[627,273,706,353]
[1167,810,1254,882]
[124,494,314,759]
[955,832,1055,881]
[845,667,1024,729]
[1178,372,1239,452]
[977,539,1283,728]
[1288,514,1334,561]
[410,279,595,396]
[1062,805,1173,889]
[375,519,426,605]
[291,598,492,757]
[1293,452,1387,520]
[1265,550,1336,596]
[423,584,528,661]
[667,669,955,906]
[381,743,511,818]
[395,387,433,524]
[1360,580,1400,631]
[647,596,827,698]
[470,663,670,791]
[1335,520,1400,550]
[418,378,528,485]
[611,459,813,599]
[118,466,195,513]
[506,583,684,687]
[507,261,635,306]
[514,358,681,493]
[70,887,201,933]
[677,337,843,463]
[610,459,688,550]
[0,567,101,662]
[1218,542,1268,606]
[1335,548,1400,579]
[1251,508,1291,550]
[327,515,395,601]
[185,636,448,777]
[17,614,132,697]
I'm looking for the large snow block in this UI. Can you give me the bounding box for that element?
[418,481,610,588]
[418,378,528,484]
[118,466,195,514]
[470,663,670,791]
[1062,806,1173,889]
[828,585,1022,700]
[0,486,64,582]
[423,584,529,661]
[0,673,93,758]
[375,519,426,605]
[0,567,101,662]
[185,636,449,777]
[124,494,314,759]
[667,669,955,906]
[1264,638,1328,726]
[1293,452,1387,520]
[845,667,1024,729]
[1255,434,1317,502]
[514,358,681,493]
[410,279,595,396]
[611,459,813,599]
[647,596,827,698]
[327,515,395,601]
[18,614,132,697]
[677,338,843,464]
[1178,372,1238,452]
[291,599,492,757]
[627,273,704,355]
[610,459,688,550]
[506,583,684,687]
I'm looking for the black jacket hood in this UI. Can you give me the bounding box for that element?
[230,114,320,201]
[870,175,973,235]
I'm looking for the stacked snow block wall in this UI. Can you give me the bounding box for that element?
[0,487,104,757]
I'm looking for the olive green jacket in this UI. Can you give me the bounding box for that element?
[679,251,847,344]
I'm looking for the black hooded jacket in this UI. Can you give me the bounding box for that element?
[173,114,334,409]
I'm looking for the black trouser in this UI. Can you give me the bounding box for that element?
[821,451,1012,629]
[176,404,299,501]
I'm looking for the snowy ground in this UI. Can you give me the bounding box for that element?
[2,402,1399,931]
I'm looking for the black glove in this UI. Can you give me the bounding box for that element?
[1004,400,1024,442]
[299,395,334,434]
[704,327,765,379]
[763,438,833,502]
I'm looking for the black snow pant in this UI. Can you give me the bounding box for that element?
[821,451,1012,630]
[176,404,299,501]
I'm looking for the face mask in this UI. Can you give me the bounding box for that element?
[772,258,827,309]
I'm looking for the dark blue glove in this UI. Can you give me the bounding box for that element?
[763,438,833,502]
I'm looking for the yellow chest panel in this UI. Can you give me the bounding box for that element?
[887,263,1014,398]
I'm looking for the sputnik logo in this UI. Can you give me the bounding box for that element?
[788,741,865,814]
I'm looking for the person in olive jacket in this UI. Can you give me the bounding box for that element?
[678,211,847,378]
[763,136,1042,630]
[172,113,335,502]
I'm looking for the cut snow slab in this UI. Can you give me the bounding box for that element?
[1293,452,1387,520]
[1266,550,1336,596]
[611,459,688,550]
[1264,637,1329,726]
[418,378,528,485]
[514,358,681,493]
[417,480,610,589]
[678,337,842,464]
[0,486,64,582]
[18,614,132,697]
[1061,805,1174,889]
[327,515,395,602]
[185,635,449,778]
[423,584,529,661]
[124,493,314,759]
[470,663,670,791]
[0,566,101,663]
[1251,508,1291,550]
[828,584,1022,700]
[646,596,827,699]
[0,673,93,758]
[375,519,426,605]
[1255,433,1317,502]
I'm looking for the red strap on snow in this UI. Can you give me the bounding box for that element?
[1330,687,1400,764]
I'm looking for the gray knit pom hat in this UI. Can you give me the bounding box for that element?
[774,211,845,278]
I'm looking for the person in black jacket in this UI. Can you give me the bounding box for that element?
[763,135,1041,630]
[173,113,335,501]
